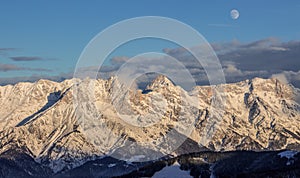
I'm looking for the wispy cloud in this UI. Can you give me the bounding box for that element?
[0,63,52,72]
[271,70,300,86]
[110,56,130,64]
[9,56,57,62]
[0,48,16,52]
[0,63,23,72]
[0,48,17,56]
[10,56,43,61]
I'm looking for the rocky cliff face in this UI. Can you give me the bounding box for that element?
[0,76,299,173]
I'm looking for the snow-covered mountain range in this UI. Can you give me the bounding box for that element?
[0,76,299,177]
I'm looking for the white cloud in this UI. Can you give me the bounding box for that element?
[271,73,289,84]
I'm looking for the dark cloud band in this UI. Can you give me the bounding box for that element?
[10,56,44,61]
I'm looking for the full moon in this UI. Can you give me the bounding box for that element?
[230,9,240,20]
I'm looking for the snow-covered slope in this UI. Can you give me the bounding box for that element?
[152,161,192,178]
[0,76,299,173]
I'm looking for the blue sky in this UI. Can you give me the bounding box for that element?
[0,0,300,83]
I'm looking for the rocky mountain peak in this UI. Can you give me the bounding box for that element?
[146,75,175,91]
